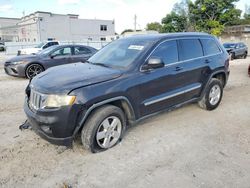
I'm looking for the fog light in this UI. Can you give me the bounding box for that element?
[40,125,52,134]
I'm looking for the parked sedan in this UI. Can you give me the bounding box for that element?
[248,64,250,77]
[4,45,97,78]
[223,42,248,60]
[0,42,5,51]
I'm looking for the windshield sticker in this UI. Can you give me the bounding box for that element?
[128,45,144,50]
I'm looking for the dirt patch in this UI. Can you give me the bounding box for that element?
[0,58,250,188]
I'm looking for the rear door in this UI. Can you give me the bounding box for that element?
[71,46,93,63]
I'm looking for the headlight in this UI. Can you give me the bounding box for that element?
[12,61,26,65]
[42,95,76,108]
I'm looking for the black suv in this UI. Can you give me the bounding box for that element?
[24,33,230,153]
[223,42,248,60]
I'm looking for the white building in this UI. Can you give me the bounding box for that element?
[0,11,115,42]
[0,17,20,41]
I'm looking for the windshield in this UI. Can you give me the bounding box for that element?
[37,45,59,55]
[223,43,236,48]
[35,42,45,48]
[88,38,154,68]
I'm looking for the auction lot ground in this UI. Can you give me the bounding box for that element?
[0,53,250,188]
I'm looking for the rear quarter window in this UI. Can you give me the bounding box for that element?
[201,39,221,56]
[178,39,203,61]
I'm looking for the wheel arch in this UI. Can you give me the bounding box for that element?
[200,70,227,99]
[25,62,45,78]
[73,96,136,137]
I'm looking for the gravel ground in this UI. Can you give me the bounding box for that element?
[0,56,249,188]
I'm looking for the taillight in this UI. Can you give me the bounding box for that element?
[225,58,229,69]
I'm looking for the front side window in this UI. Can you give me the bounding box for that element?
[178,39,203,61]
[201,39,221,56]
[150,40,178,65]
[51,47,71,57]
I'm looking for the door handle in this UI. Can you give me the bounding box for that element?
[175,66,183,71]
[205,59,211,64]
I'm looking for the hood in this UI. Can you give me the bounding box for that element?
[6,54,40,63]
[223,47,234,52]
[31,63,123,94]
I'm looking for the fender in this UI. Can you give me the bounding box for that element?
[199,69,228,99]
[73,96,135,137]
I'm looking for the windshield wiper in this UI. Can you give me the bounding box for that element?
[86,61,110,68]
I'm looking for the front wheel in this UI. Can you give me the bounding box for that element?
[229,52,235,60]
[81,105,126,153]
[25,64,44,79]
[198,78,223,111]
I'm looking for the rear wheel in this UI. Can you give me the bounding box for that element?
[198,78,223,111]
[25,64,44,79]
[243,52,248,59]
[81,105,126,153]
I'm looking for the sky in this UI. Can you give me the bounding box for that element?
[0,0,249,33]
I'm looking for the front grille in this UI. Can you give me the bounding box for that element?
[5,62,11,66]
[29,90,43,110]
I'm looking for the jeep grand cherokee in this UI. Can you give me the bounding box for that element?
[24,32,230,153]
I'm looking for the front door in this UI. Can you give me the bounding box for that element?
[46,46,73,67]
[137,38,205,117]
[71,46,93,63]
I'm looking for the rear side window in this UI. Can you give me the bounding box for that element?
[178,39,203,61]
[239,43,245,48]
[201,39,221,55]
[74,46,92,55]
[150,40,178,65]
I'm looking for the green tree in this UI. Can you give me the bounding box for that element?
[121,29,133,35]
[161,12,188,32]
[189,0,241,36]
[161,0,190,33]
[146,22,162,32]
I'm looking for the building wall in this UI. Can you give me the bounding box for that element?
[17,12,115,42]
[0,17,20,41]
[0,17,20,28]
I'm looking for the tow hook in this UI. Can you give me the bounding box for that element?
[19,120,31,130]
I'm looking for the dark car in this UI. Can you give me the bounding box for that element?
[223,42,248,60]
[0,42,5,51]
[24,33,230,153]
[248,64,250,76]
[4,45,97,78]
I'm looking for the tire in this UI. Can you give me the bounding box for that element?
[198,78,223,111]
[243,52,248,59]
[25,64,44,79]
[81,105,126,153]
[229,52,235,60]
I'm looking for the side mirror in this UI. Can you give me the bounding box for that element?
[50,54,57,59]
[143,58,164,70]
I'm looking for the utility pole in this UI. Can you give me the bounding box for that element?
[134,14,137,32]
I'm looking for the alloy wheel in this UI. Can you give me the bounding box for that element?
[26,64,43,78]
[96,116,122,149]
[209,84,221,105]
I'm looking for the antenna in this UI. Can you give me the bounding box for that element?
[134,14,137,32]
